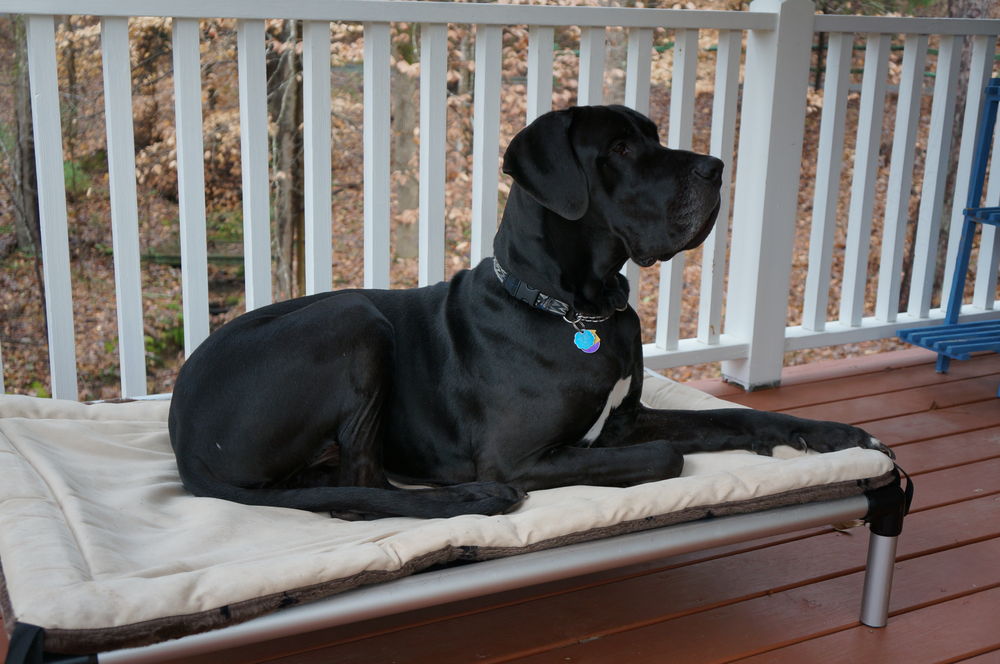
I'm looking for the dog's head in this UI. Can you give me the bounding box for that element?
[502,105,722,267]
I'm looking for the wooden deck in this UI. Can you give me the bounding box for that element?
[2,348,999,663]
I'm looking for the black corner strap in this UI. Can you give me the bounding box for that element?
[864,464,915,538]
[5,624,97,664]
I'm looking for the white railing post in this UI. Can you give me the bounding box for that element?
[622,27,654,309]
[101,16,147,398]
[172,17,211,357]
[418,23,448,287]
[470,24,503,265]
[578,27,605,105]
[25,14,78,400]
[940,35,996,313]
[527,25,554,124]
[303,20,333,295]
[802,31,852,332]
[237,19,273,310]
[721,0,815,390]
[656,28,699,352]
[363,22,392,290]
[839,33,890,329]
[907,34,965,319]
[875,33,928,324]
[698,28,741,346]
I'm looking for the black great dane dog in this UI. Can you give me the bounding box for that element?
[169,105,891,520]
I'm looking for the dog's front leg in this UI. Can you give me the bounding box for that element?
[504,441,685,491]
[595,405,893,458]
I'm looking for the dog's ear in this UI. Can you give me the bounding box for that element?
[502,109,589,220]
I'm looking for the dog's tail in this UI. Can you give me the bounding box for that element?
[178,468,526,520]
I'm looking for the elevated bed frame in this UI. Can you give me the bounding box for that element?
[0,373,911,664]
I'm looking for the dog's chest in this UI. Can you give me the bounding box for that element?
[580,377,631,444]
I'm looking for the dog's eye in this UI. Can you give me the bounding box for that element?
[611,142,630,156]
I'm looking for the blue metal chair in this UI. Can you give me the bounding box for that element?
[899,78,1000,396]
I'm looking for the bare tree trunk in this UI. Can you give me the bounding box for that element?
[10,16,40,255]
[0,16,47,319]
[269,20,304,300]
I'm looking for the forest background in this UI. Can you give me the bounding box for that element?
[0,0,996,400]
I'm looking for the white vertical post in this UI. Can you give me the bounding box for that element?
[26,15,78,400]
[907,34,966,318]
[698,29,741,346]
[875,33,928,323]
[656,28,699,351]
[624,27,653,115]
[973,110,1000,310]
[623,27,654,309]
[303,20,333,295]
[172,17,210,357]
[839,33,890,329]
[527,25,554,123]
[471,24,504,265]
[363,22,391,290]
[802,32,852,332]
[419,23,448,286]
[578,26,605,106]
[237,19,272,310]
[940,35,994,313]
[101,16,147,398]
[721,0,815,390]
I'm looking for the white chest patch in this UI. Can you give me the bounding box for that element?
[581,377,632,445]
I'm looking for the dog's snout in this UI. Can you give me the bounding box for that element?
[693,157,723,182]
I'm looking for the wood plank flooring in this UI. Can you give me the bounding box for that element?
[2,348,997,663]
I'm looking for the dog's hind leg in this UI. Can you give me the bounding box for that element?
[172,292,522,519]
[313,334,524,519]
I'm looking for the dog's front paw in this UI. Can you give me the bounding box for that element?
[792,421,894,459]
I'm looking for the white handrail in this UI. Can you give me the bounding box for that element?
[7,0,778,29]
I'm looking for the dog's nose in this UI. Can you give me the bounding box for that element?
[693,157,724,182]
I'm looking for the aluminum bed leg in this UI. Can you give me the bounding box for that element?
[859,469,912,628]
[860,532,898,627]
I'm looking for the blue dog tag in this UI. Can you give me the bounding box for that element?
[573,329,601,353]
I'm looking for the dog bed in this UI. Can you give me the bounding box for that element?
[0,376,896,658]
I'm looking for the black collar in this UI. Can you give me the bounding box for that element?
[492,258,619,325]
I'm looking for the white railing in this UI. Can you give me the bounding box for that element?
[1,0,998,400]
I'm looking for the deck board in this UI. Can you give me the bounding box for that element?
[729,585,1000,664]
[2,349,997,664]
[504,540,1000,664]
